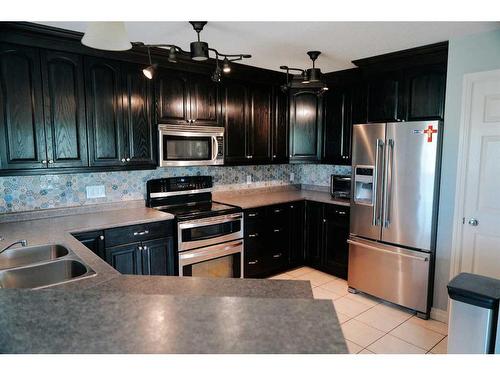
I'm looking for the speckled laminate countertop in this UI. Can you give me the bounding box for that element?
[213,187,350,209]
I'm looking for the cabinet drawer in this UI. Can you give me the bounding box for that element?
[267,204,288,221]
[245,207,266,223]
[244,254,265,278]
[264,249,288,273]
[324,205,350,224]
[104,220,173,248]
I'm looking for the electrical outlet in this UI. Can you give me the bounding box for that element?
[290,172,295,182]
[246,175,252,184]
[86,185,106,199]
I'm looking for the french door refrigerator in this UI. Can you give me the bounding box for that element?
[348,120,442,318]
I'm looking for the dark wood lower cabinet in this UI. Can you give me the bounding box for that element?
[243,200,350,280]
[73,221,176,276]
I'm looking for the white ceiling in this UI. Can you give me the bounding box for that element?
[39,22,500,72]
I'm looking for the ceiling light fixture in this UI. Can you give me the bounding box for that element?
[81,22,132,51]
[279,51,328,94]
[124,21,251,83]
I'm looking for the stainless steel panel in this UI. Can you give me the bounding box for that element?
[350,123,386,240]
[347,237,430,313]
[381,121,440,251]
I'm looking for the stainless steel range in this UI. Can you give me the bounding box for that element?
[146,176,243,278]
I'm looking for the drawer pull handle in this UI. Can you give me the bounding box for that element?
[248,260,259,265]
[248,213,258,217]
[336,211,346,215]
[133,230,150,236]
[248,233,259,238]
[273,253,282,258]
[273,209,282,213]
[273,229,281,233]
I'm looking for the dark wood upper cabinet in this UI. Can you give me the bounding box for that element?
[84,56,125,167]
[222,79,249,164]
[122,63,155,167]
[155,68,190,124]
[323,87,352,165]
[404,64,446,121]
[189,73,220,125]
[248,83,272,163]
[272,89,288,163]
[289,90,323,163]
[41,50,88,168]
[0,43,46,170]
[367,72,403,123]
[350,82,368,125]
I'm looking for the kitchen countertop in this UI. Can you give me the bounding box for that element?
[0,288,346,353]
[213,187,350,209]
[0,201,347,353]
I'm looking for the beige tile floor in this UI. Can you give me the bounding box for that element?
[269,267,449,354]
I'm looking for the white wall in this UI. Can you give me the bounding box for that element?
[434,28,500,312]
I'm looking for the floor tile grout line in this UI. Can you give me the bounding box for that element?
[361,313,418,353]
[426,335,447,354]
[384,315,445,352]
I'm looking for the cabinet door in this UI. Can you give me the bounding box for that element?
[189,73,220,125]
[405,64,446,121]
[85,57,125,166]
[248,84,272,163]
[289,90,323,163]
[41,50,88,168]
[289,201,305,267]
[323,87,352,165]
[351,82,368,125]
[272,89,289,163]
[155,68,190,124]
[141,237,176,276]
[305,201,323,267]
[223,80,249,164]
[73,230,105,259]
[0,43,47,170]
[367,72,403,123]
[322,205,350,279]
[122,64,155,167]
[105,243,142,275]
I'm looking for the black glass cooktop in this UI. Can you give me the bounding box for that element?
[156,201,240,221]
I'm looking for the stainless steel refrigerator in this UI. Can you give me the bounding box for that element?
[348,120,442,318]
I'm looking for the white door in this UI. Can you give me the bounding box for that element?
[455,69,500,278]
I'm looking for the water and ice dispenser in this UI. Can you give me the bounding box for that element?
[354,166,375,205]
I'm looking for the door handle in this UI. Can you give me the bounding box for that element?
[372,139,384,226]
[347,239,429,262]
[133,230,150,236]
[382,139,394,228]
[468,218,479,226]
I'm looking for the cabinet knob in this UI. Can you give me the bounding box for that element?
[138,246,143,250]
[48,159,54,164]
[246,155,253,159]
[143,246,148,250]
[126,157,130,162]
[99,235,104,241]
[290,205,294,208]
[41,160,47,164]
[121,158,126,163]
[323,219,327,223]
[192,119,196,123]
[273,155,277,158]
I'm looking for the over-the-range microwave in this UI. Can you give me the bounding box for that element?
[158,124,224,167]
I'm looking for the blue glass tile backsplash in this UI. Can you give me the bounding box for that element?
[0,164,351,213]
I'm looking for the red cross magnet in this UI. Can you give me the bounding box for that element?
[423,125,437,142]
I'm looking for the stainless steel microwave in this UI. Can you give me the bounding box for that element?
[158,124,224,167]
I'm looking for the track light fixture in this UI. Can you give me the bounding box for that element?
[129,21,251,82]
[279,51,328,94]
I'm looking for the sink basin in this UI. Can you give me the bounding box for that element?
[0,244,69,270]
[0,259,94,289]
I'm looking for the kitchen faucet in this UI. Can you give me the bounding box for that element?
[0,239,28,254]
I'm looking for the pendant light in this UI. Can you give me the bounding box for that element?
[81,22,132,51]
[222,57,231,73]
[189,21,209,61]
[279,51,328,94]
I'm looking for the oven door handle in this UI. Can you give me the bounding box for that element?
[212,136,218,162]
[178,240,243,266]
[178,213,243,229]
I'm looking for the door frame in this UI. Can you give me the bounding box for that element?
[449,68,500,280]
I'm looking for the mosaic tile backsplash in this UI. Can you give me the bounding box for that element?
[0,164,351,213]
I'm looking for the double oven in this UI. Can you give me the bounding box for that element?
[147,176,244,279]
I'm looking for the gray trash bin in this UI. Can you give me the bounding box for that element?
[447,273,500,354]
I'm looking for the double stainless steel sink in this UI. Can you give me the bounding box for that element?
[0,244,96,289]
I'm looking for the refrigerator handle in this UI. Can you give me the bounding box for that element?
[372,138,384,226]
[383,138,394,228]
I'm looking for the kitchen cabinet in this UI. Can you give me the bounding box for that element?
[305,201,350,279]
[0,43,87,171]
[367,71,404,123]
[222,80,272,164]
[323,87,352,165]
[74,220,176,276]
[272,89,289,163]
[289,89,323,163]
[404,64,446,121]
[156,68,221,126]
[288,201,305,267]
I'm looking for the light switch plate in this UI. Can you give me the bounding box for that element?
[246,175,252,184]
[290,172,295,182]
[86,185,106,199]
